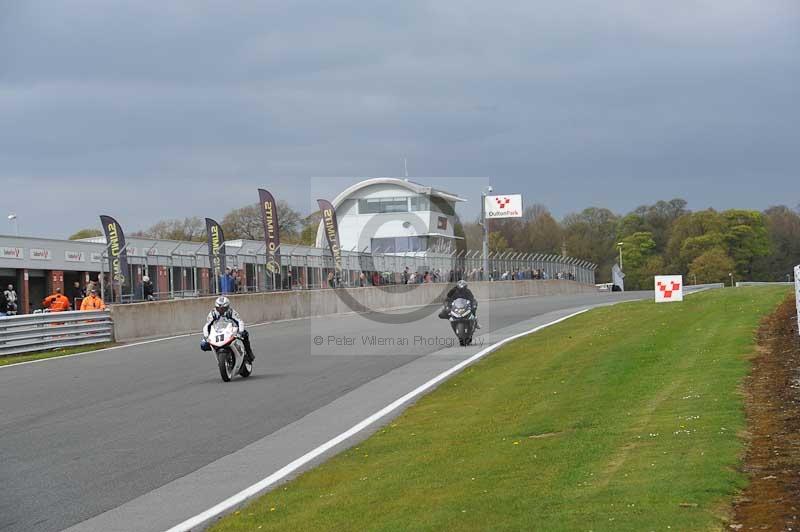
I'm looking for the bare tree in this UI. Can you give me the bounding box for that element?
[133,217,206,242]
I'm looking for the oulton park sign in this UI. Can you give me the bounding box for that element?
[485,194,523,219]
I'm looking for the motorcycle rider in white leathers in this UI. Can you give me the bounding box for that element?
[200,296,254,361]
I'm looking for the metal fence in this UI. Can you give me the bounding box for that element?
[0,310,113,357]
[103,242,597,303]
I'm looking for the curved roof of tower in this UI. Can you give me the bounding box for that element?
[325,178,467,208]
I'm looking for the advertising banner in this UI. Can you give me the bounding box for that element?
[30,248,51,260]
[205,218,226,286]
[655,275,683,302]
[317,199,343,274]
[0,247,23,260]
[65,251,86,262]
[258,189,282,275]
[99,215,129,285]
[485,194,523,219]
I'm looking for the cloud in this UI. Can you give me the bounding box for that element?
[0,0,798,236]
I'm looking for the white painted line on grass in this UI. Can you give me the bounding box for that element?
[163,307,590,532]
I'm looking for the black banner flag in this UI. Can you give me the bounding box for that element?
[317,199,343,275]
[258,189,281,275]
[205,218,226,289]
[99,215,129,286]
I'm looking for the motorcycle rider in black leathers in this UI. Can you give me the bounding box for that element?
[200,296,255,362]
[445,279,480,329]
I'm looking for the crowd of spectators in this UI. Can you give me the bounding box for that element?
[337,266,577,289]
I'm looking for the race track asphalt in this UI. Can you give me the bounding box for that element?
[0,290,648,532]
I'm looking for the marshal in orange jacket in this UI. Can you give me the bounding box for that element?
[80,294,106,311]
[42,293,71,312]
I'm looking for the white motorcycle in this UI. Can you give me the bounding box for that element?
[207,318,252,382]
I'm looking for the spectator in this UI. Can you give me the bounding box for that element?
[80,289,106,310]
[408,271,417,284]
[327,271,335,289]
[287,269,293,290]
[143,275,155,301]
[220,268,235,293]
[372,271,381,286]
[4,284,18,315]
[0,288,7,316]
[234,269,244,293]
[86,280,97,294]
[359,271,367,287]
[402,267,410,284]
[69,281,84,303]
[43,288,70,312]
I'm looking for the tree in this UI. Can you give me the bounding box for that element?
[665,209,726,273]
[221,200,303,242]
[133,217,206,242]
[618,231,657,289]
[721,209,770,278]
[688,248,736,284]
[522,204,562,254]
[68,228,102,240]
[297,211,322,246]
[460,221,484,251]
[488,232,510,253]
[753,206,800,280]
[563,207,620,282]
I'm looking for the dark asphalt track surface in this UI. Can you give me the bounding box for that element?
[0,291,647,532]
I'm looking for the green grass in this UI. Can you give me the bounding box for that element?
[210,287,789,532]
[0,342,116,366]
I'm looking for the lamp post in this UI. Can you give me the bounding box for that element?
[616,242,624,270]
[729,272,734,287]
[7,214,18,236]
[480,185,493,278]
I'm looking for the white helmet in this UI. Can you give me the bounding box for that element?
[215,296,230,315]
[457,280,468,289]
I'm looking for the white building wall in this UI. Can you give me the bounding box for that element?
[316,182,459,252]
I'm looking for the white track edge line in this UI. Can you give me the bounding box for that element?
[163,307,590,532]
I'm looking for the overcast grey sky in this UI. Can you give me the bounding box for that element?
[1,0,798,237]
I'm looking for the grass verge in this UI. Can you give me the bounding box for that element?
[211,287,789,532]
[0,342,116,367]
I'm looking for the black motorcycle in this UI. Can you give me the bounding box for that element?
[448,297,477,346]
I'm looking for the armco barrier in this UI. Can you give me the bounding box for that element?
[110,280,598,342]
[736,281,793,287]
[0,310,113,356]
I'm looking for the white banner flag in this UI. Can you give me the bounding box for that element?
[794,265,799,336]
[655,275,683,303]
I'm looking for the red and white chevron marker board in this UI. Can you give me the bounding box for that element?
[655,275,683,303]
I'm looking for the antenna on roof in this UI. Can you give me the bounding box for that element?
[403,157,408,180]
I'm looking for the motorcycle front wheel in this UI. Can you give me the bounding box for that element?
[456,322,466,346]
[217,349,234,382]
[239,358,252,378]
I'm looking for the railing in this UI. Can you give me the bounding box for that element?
[0,310,113,357]
[107,247,597,303]
[736,281,794,287]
